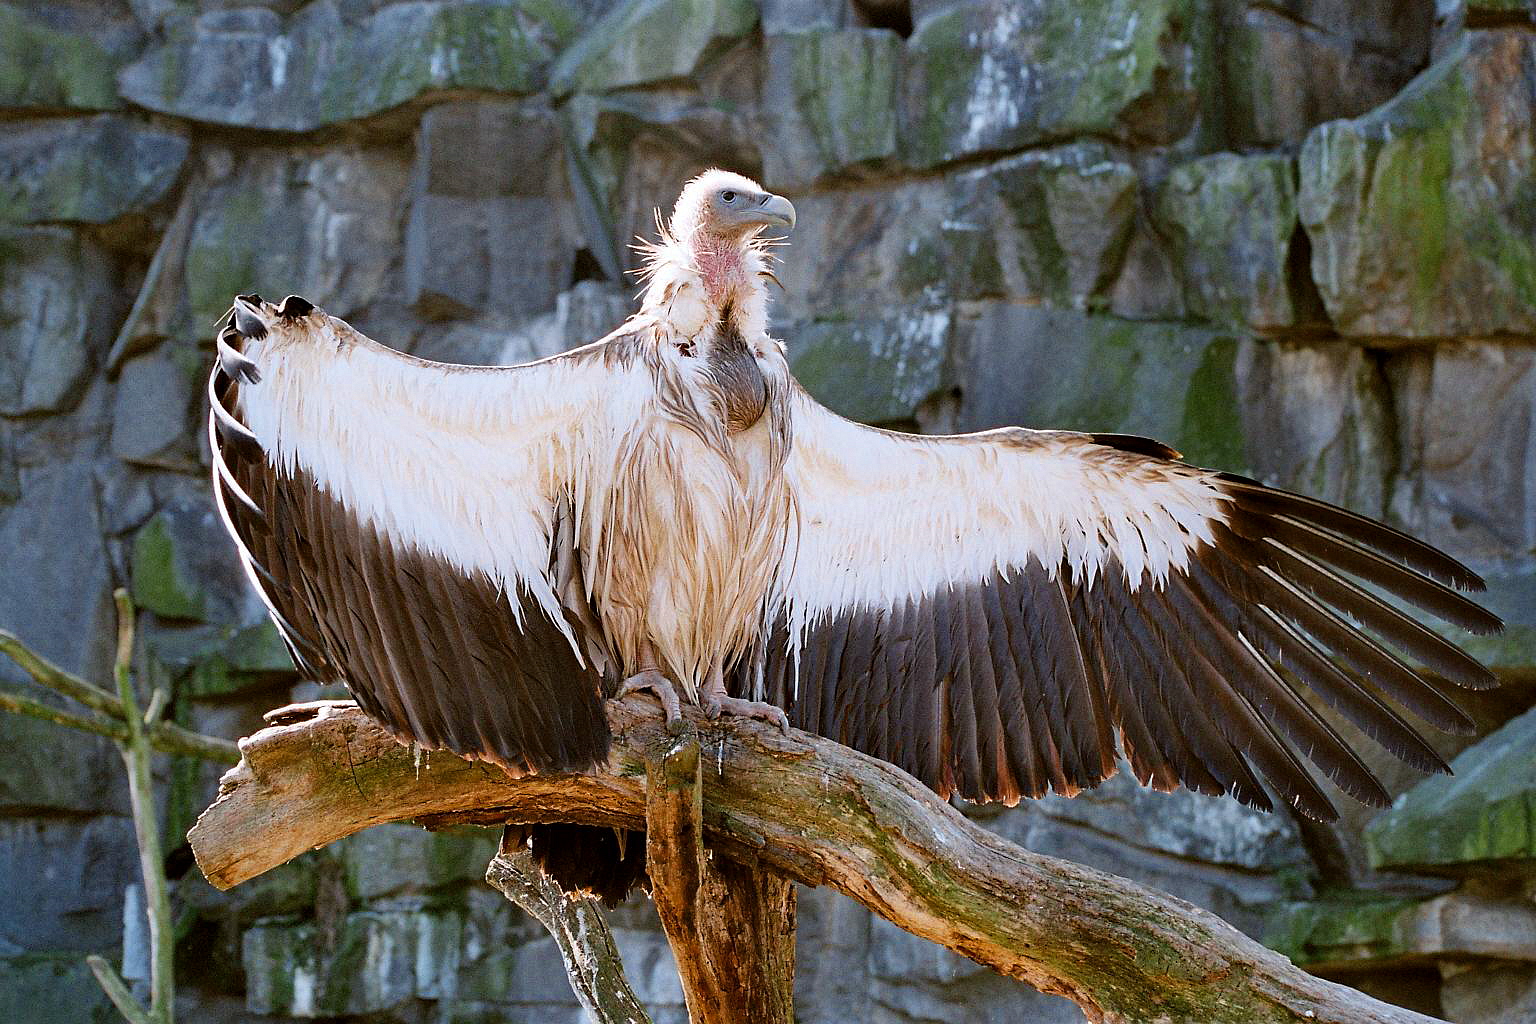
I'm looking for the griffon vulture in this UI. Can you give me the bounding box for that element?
[209,170,1501,904]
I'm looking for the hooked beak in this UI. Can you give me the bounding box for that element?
[752,192,796,232]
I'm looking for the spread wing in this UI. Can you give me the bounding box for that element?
[208,295,646,775]
[754,388,1501,820]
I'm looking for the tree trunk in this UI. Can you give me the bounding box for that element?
[189,699,1447,1024]
[645,733,795,1024]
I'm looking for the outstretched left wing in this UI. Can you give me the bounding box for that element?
[750,387,1500,820]
[208,295,647,776]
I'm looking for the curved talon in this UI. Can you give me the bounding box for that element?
[702,693,790,733]
[614,669,684,734]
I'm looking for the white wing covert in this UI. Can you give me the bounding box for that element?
[751,389,1500,820]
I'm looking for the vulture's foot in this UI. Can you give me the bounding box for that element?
[613,669,685,734]
[701,693,790,733]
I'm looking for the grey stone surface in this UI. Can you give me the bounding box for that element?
[403,99,579,318]
[1158,152,1303,331]
[958,145,1138,310]
[0,817,139,954]
[786,306,953,424]
[446,280,632,365]
[1024,763,1311,872]
[1235,341,1392,515]
[0,458,114,683]
[761,0,852,32]
[411,99,566,200]
[760,28,903,188]
[120,1,560,132]
[1299,31,1536,337]
[1387,342,1536,563]
[244,909,464,1016]
[773,179,950,322]
[549,0,758,96]
[901,0,1199,168]
[405,195,575,318]
[1367,706,1536,870]
[0,4,123,111]
[1441,962,1536,1024]
[111,346,200,469]
[180,146,408,329]
[0,706,120,816]
[1219,2,1432,148]
[130,494,266,626]
[0,228,115,417]
[0,115,188,225]
[0,953,117,1023]
[953,305,1249,470]
[335,825,499,904]
[1268,883,1536,972]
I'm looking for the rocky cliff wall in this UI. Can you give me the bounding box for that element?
[0,1,1533,1022]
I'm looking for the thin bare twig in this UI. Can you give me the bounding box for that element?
[0,630,240,764]
[0,689,128,741]
[86,956,156,1024]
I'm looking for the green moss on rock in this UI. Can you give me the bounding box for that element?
[1366,706,1536,870]
[0,117,188,227]
[0,5,121,112]
[761,28,902,187]
[0,954,116,1024]
[1299,32,1536,336]
[243,909,464,1016]
[902,0,1188,168]
[788,306,952,424]
[955,306,1249,469]
[987,145,1138,309]
[120,1,554,132]
[131,514,206,621]
[1264,891,1425,968]
[550,0,758,96]
[1158,152,1299,330]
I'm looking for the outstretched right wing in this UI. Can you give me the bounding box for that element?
[754,389,1501,821]
[208,295,647,775]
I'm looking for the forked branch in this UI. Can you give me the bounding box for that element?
[189,700,1444,1024]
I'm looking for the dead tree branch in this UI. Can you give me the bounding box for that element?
[190,700,1446,1024]
[486,828,653,1024]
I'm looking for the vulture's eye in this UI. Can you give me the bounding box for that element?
[721,190,737,204]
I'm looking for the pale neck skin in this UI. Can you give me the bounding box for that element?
[690,229,751,309]
[640,220,773,344]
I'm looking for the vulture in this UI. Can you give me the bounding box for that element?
[209,170,1501,904]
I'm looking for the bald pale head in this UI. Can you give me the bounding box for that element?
[668,169,795,243]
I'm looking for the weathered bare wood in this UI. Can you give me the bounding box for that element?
[189,700,1446,1024]
[486,830,652,1024]
[645,733,795,1024]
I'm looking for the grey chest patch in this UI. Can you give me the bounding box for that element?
[708,319,767,433]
